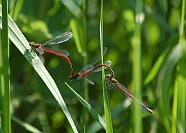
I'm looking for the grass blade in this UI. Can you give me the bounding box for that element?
[60,0,82,18]
[144,48,169,85]
[158,2,186,130]
[70,19,83,54]
[12,117,43,133]
[65,82,106,129]
[99,0,113,132]
[0,112,43,133]
[82,1,89,132]
[172,1,186,132]
[10,0,24,20]
[70,3,89,132]
[131,0,143,132]
[0,5,78,133]
[173,56,186,133]
[157,44,185,132]
[0,0,11,132]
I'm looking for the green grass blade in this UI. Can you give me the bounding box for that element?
[70,19,83,54]
[158,2,186,130]
[179,0,185,41]
[12,117,43,133]
[0,5,78,133]
[10,0,24,20]
[131,0,143,133]
[99,0,113,132]
[172,42,186,133]
[173,54,186,133]
[65,82,106,129]
[172,77,178,133]
[172,1,186,132]
[157,44,186,132]
[131,26,142,133]
[0,112,43,133]
[144,48,169,85]
[60,0,82,18]
[70,3,88,132]
[82,1,89,132]
[1,0,11,133]
[176,72,186,133]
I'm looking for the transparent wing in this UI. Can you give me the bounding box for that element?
[48,47,70,56]
[58,50,69,57]
[79,47,107,73]
[106,78,153,113]
[75,75,94,85]
[80,64,94,73]
[39,54,45,64]
[80,60,112,74]
[44,32,73,46]
[83,77,95,85]
[116,83,153,113]
[89,47,107,66]
[36,47,44,55]
[104,78,116,90]
[93,60,112,72]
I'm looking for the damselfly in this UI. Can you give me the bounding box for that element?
[70,47,114,84]
[30,32,74,76]
[105,74,153,114]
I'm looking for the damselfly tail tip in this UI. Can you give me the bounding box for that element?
[147,108,154,114]
[141,104,154,114]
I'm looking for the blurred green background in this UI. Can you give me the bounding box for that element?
[3,0,186,132]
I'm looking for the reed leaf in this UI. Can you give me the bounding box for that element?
[0,5,78,133]
[99,0,113,132]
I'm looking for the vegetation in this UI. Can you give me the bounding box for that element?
[0,0,185,133]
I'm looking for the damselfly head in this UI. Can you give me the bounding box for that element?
[29,42,42,48]
[29,42,35,45]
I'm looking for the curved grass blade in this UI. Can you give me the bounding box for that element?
[172,2,186,132]
[60,0,82,18]
[0,111,43,133]
[144,48,169,85]
[157,44,186,132]
[10,0,24,20]
[12,117,43,133]
[70,19,83,54]
[0,5,78,133]
[65,82,106,130]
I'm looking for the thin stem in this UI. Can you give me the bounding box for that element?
[100,0,113,132]
[131,0,143,133]
[172,1,186,133]
[1,0,11,132]
[82,0,89,132]
[179,0,185,42]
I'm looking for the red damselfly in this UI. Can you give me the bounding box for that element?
[70,47,114,84]
[105,74,153,114]
[70,61,114,85]
[30,32,74,76]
